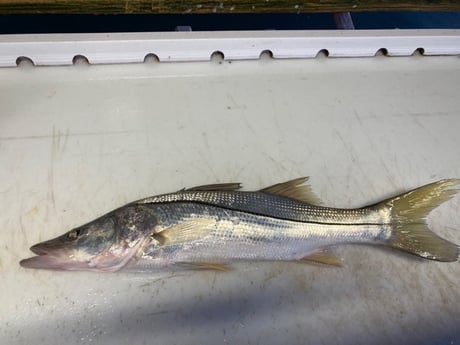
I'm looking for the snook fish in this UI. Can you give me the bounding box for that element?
[20,178,459,272]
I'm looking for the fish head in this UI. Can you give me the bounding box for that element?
[20,205,157,272]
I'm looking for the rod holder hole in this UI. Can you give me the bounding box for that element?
[413,47,425,56]
[16,56,34,67]
[316,49,329,58]
[375,48,388,57]
[259,50,273,60]
[210,51,225,63]
[72,55,89,65]
[144,53,160,63]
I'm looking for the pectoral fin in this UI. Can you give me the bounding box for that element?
[153,219,216,246]
[261,177,322,205]
[300,251,343,267]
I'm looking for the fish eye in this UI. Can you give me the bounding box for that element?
[67,229,81,240]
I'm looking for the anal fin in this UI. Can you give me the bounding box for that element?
[177,262,231,272]
[300,251,343,267]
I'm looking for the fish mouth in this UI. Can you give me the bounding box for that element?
[20,242,90,271]
[21,235,144,272]
[19,255,90,271]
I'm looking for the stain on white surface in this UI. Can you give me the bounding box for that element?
[1,57,459,345]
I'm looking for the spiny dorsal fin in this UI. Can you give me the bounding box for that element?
[260,177,322,205]
[183,182,242,192]
[300,251,343,267]
[153,218,215,246]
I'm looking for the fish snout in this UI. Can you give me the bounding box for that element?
[30,243,48,255]
[20,239,72,270]
[30,240,62,255]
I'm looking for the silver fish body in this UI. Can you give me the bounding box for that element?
[131,201,391,272]
[20,177,460,272]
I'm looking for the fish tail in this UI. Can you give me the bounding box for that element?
[380,179,459,262]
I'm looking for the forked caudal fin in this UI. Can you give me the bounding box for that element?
[378,179,460,262]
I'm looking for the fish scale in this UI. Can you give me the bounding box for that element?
[130,201,390,271]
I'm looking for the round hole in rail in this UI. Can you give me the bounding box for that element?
[375,48,388,57]
[412,47,425,56]
[315,49,329,58]
[259,50,273,60]
[72,55,90,66]
[144,53,160,63]
[16,56,34,67]
[210,51,225,63]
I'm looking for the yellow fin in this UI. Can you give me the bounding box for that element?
[184,182,242,192]
[260,177,322,205]
[177,262,231,272]
[378,179,460,262]
[153,218,215,246]
[300,251,343,267]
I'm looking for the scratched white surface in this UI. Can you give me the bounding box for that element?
[1,56,460,345]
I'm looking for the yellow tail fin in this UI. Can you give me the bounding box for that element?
[380,179,459,262]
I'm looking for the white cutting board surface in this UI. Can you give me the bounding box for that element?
[1,56,459,345]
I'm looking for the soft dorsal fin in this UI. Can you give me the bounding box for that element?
[260,177,322,205]
[183,182,242,192]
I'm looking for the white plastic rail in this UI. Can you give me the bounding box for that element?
[0,30,459,67]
